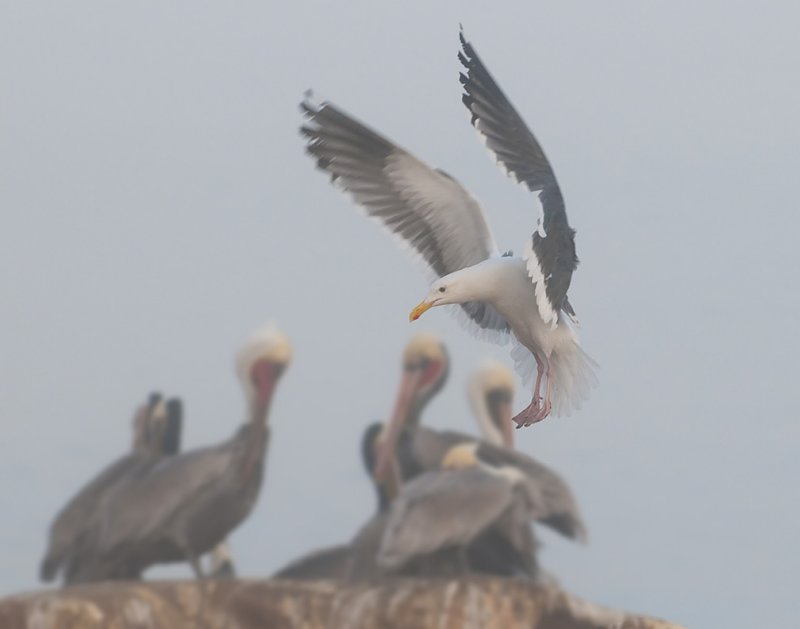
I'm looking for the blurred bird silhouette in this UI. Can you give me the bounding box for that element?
[78,323,292,580]
[40,393,182,584]
[375,353,585,578]
[276,335,584,580]
[375,335,585,541]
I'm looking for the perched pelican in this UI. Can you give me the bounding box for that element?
[377,358,582,577]
[374,334,585,543]
[40,393,180,584]
[89,324,292,579]
[301,30,596,427]
[373,333,450,482]
[378,445,538,577]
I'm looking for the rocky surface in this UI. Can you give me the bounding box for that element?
[0,578,684,629]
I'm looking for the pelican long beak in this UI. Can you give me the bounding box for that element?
[376,456,400,502]
[499,399,515,449]
[251,360,278,421]
[374,368,422,481]
[409,300,434,322]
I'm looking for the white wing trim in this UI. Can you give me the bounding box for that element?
[523,239,558,328]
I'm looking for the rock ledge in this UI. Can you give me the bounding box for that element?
[0,578,684,629]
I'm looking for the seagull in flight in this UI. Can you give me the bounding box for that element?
[300,30,596,426]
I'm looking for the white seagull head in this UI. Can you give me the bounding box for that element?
[409,271,475,321]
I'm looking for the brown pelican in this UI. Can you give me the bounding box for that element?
[378,445,538,577]
[373,333,450,482]
[89,323,292,579]
[375,334,586,542]
[377,357,585,577]
[40,393,179,584]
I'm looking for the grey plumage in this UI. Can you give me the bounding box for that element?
[381,426,582,579]
[160,398,183,456]
[378,466,537,577]
[300,32,595,424]
[93,422,269,578]
[40,393,180,584]
[300,96,510,338]
[385,340,585,542]
[402,428,586,542]
[64,324,291,582]
[372,335,585,579]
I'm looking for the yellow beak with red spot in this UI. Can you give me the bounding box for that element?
[409,300,434,321]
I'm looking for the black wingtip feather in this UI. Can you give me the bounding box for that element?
[461,94,478,126]
[299,125,317,139]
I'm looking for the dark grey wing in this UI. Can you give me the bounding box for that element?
[377,467,513,570]
[39,453,141,582]
[410,426,476,472]
[348,512,387,580]
[561,296,579,324]
[459,30,578,327]
[301,95,510,341]
[95,442,233,557]
[408,424,585,540]
[474,442,587,542]
[466,485,539,578]
[42,392,170,582]
[161,398,183,455]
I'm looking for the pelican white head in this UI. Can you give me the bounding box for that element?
[235,323,293,420]
[373,332,449,481]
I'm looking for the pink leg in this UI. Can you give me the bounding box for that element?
[512,355,551,428]
[531,356,544,407]
[532,360,553,422]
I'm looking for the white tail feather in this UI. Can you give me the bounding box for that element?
[510,324,597,417]
[549,341,598,416]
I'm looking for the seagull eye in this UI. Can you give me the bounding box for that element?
[438,287,446,293]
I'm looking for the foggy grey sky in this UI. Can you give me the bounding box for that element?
[1,2,797,627]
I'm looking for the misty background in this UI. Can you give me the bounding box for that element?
[1,2,797,628]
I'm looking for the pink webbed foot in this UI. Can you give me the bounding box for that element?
[512,397,551,428]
